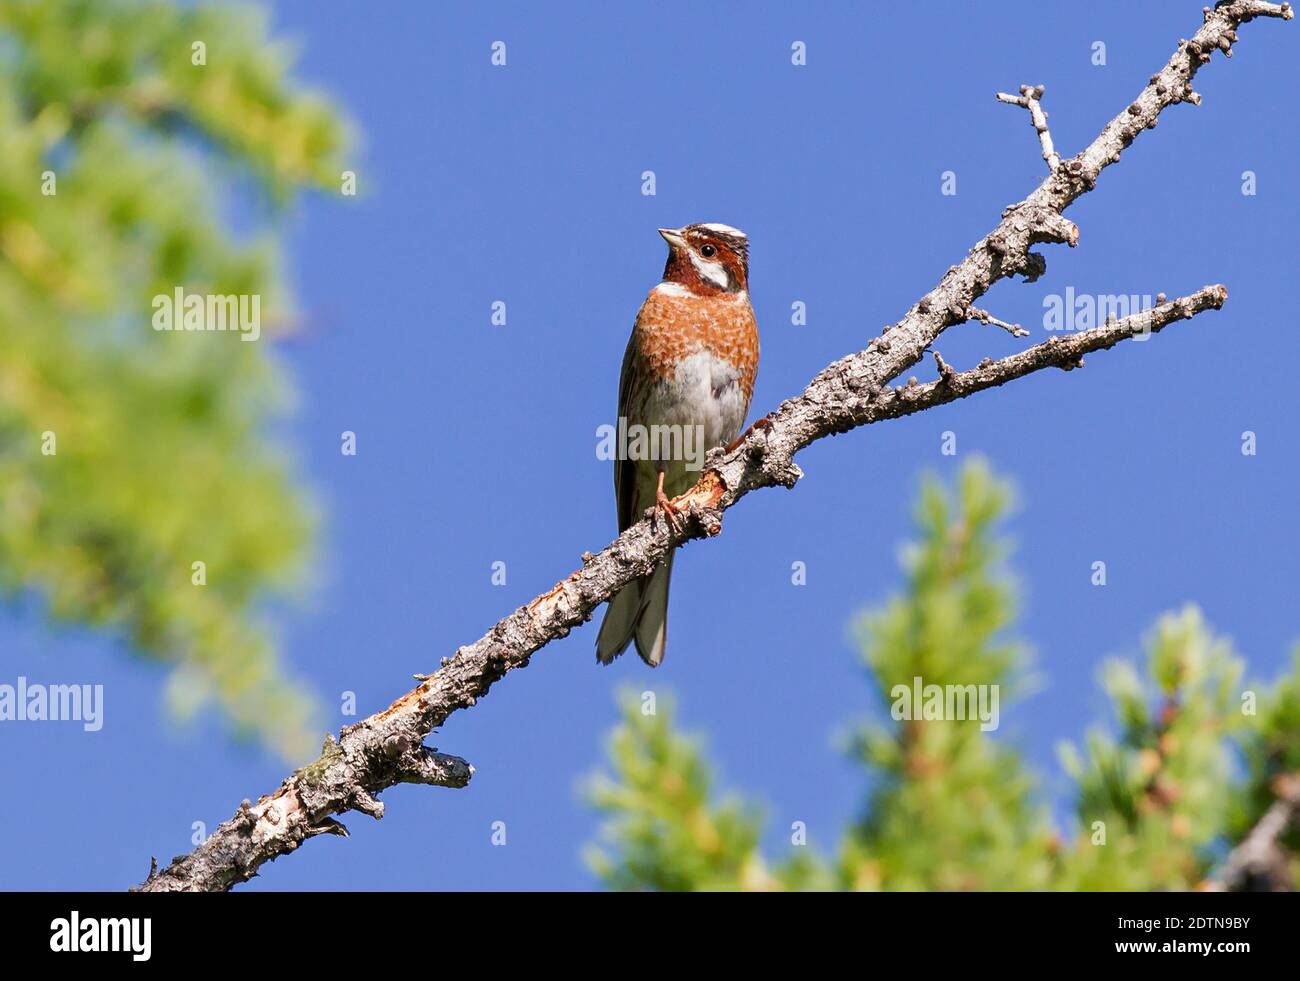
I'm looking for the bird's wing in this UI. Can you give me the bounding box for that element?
[614,323,643,533]
[596,323,651,665]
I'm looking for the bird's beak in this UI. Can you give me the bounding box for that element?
[658,227,686,250]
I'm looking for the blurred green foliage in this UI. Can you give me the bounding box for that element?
[0,0,350,758]
[587,460,1300,890]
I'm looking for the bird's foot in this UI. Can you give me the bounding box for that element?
[654,472,684,532]
[726,414,774,454]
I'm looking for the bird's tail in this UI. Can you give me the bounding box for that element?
[595,554,673,667]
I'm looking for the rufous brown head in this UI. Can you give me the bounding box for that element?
[658,223,749,296]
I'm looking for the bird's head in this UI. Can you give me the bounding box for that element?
[659,223,749,296]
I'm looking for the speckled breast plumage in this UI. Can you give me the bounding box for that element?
[621,285,759,455]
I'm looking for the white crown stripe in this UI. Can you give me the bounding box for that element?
[697,222,747,239]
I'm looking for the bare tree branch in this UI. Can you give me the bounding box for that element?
[906,284,1227,416]
[1208,774,1300,891]
[136,1,1292,892]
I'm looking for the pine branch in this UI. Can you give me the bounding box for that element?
[137,0,1292,891]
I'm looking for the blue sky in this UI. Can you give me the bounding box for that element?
[2,1,1297,890]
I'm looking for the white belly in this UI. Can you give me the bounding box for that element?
[642,348,748,451]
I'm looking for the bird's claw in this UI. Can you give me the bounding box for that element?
[655,488,684,533]
[725,414,774,454]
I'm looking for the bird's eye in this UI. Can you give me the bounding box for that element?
[700,244,717,258]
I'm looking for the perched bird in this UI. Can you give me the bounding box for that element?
[595,223,759,667]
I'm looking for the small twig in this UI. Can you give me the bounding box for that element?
[932,351,958,385]
[967,306,1030,338]
[997,84,1061,172]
